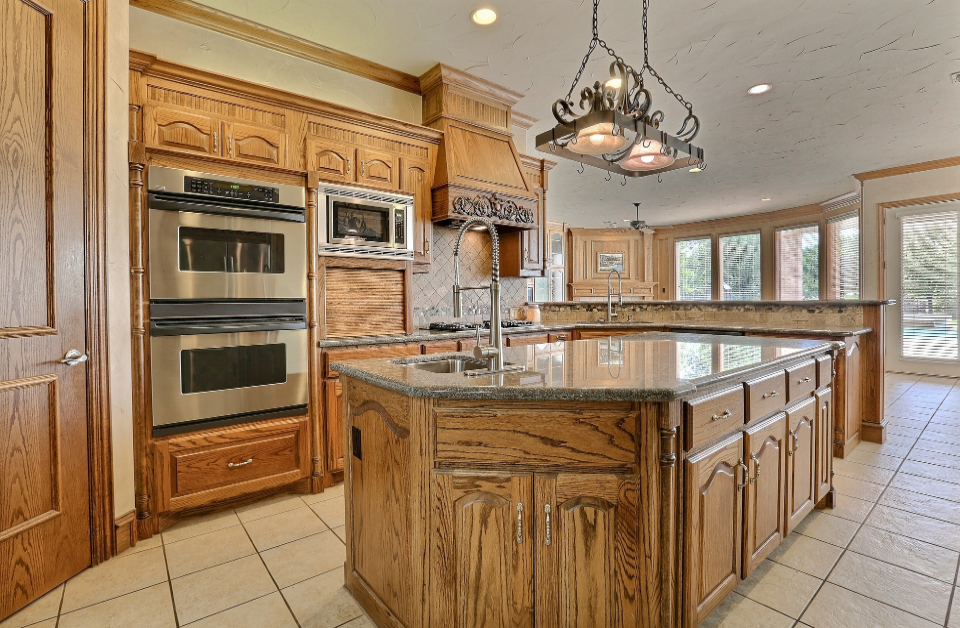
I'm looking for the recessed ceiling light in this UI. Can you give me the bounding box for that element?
[747,84,772,95]
[689,167,703,172]
[471,8,497,25]
[761,197,772,201]
[604,77,622,89]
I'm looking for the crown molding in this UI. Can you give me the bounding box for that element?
[511,111,538,130]
[853,156,960,182]
[820,190,861,212]
[418,64,524,107]
[130,0,421,94]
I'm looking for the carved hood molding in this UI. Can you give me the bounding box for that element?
[452,193,535,224]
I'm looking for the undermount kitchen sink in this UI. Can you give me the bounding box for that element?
[411,357,490,373]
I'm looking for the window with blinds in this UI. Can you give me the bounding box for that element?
[828,214,860,299]
[676,237,712,300]
[720,233,761,300]
[777,225,820,300]
[900,211,958,360]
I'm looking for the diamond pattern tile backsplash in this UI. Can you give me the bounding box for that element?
[412,225,528,325]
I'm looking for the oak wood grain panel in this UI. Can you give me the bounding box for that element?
[322,343,421,378]
[357,147,398,191]
[815,388,833,504]
[503,333,550,347]
[400,157,433,269]
[742,413,787,577]
[143,104,219,156]
[422,340,460,354]
[306,136,354,184]
[434,403,637,471]
[744,370,786,422]
[785,398,816,534]
[683,433,743,627]
[786,360,816,402]
[171,431,300,495]
[324,379,344,473]
[573,329,637,340]
[224,121,287,167]
[324,267,407,338]
[684,386,745,452]
[444,122,530,195]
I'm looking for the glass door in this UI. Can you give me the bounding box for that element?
[885,202,960,376]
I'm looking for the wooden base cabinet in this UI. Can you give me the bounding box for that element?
[743,414,787,576]
[785,398,817,533]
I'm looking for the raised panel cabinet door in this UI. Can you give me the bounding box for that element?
[306,137,356,184]
[357,147,399,190]
[324,379,344,473]
[144,104,221,156]
[742,413,787,577]
[683,433,744,628]
[785,398,816,534]
[534,474,640,628]
[433,472,534,628]
[815,387,834,504]
[400,157,433,268]
[223,121,287,167]
[0,0,92,618]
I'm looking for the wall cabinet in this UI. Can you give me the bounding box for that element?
[306,137,399,191]
[401,157,434,270]
[223,121,287,167]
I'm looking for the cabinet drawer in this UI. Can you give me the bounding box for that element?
[422,340,460,354]
[458,338,479,352]
[504,333,551,347]
[816,354,833,388]
[322,343,421,378]
[684,386,745,451]
[548,331,571,342]
[786,360,817,401]
[745,371,786,422]
[434,402,637,470]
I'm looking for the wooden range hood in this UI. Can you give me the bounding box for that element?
[419,64,539,230]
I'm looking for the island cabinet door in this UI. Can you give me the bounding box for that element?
[533,474,640,628]
[742,413,788,577]
[432,472,535,628]
[683,433,745,628]
[324,379,344,473]
[814,388,834,504]
[785,398,817,534]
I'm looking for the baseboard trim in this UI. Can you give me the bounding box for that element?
[114,510,138,555]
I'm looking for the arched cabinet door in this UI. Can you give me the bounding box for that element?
[534,474,641,628]
[743,413,787,576]
[433,472,534,628]
[815,387,834,504]
[223,121,287,168]
[306,137,356,184]
[786,397,817,533]
[144,105,221,156]
[357,147,398,190]
[401,158,433,269]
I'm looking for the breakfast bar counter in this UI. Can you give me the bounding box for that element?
[334,333,840,628]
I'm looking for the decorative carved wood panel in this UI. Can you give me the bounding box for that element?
[742,414,787,577]
[785,398,816,534]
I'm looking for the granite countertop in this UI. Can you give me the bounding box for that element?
[318,321,872,349]
[331,332,842,402]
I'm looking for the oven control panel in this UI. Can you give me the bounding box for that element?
[185,176,279,203]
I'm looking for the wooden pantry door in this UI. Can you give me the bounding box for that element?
[1,0,93,618]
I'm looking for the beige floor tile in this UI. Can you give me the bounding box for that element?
[243,507,327,552]
[842,448,903,471]
[768,533,843,578]
[339,615,376,628]
[300,483,344,505]
[901,459,960,485]
[235,494,305,523]
[880,487,960,525]
[890,471,960,503]
[823,494,874,523]
[162,509,241,544]
[332,525,346,544]
[0,584,63,628]
[734,560,821,618]
[833,460,895,485]
[165,524,257,578]
[950,591,960,627]
[309,495,346,528]
[122,534,163,557]
[909,448,960,470]
[850,525,959,582]
[182,592,298,628]
[171,554,277,625]
[860,441,914,458]
[888,425,924,439]
[260,531,345,589]
[700,592,794,628]
[887,416,930,430]
[827,551,952,623]
[832,474,885,502]
[61,546,168,613]
[866,504,960,551]
[282,569,362,628]
[801,582,941,628]
[58,583,176,628]
[794,510,860,547]
[914,436,960,457]
[926,422,960,437]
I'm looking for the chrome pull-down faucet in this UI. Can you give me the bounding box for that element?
[453,217,504,371]
[607,269,623,321]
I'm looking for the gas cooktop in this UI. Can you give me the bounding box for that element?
[425,320,534,332]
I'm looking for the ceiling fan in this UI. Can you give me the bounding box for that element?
[624,203,655,234]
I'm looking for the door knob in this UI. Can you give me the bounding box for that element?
[61,349,89,367]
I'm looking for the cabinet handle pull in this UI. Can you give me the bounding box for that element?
[762,390,779,399]
[346,157,351,175]
[798,376,812,384]
[228,134,233,156]
[711,410,732,421]
[544,504,552,546]
[788,429,798,456]
[750,453,760,482]
[737,459,749,492]
[227,458,253,468]
[213,132,218,153]
[361,160,366,177]
[516,503,524,544]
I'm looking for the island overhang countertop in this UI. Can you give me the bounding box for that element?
[331,331,842,403]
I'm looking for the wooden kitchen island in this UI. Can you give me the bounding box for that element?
[332,332,839,628]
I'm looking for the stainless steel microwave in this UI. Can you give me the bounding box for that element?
[317,184,414,259]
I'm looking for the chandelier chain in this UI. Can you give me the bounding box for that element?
[641,0,694,112]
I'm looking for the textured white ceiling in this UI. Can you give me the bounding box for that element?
[191,0,960,228]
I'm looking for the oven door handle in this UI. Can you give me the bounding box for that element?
[150,320,308,336]
[148,192,306,223]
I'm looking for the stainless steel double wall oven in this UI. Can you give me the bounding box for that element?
[147,166,309,434]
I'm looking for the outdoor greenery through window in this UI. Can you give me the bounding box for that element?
[777,225,820,300]
[676,237,712,300]
[720,233,761,300]
[828,214,860,299]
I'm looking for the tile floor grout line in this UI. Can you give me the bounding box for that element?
[237,507,305,628]
[53,581,65,628]
[947,556,960,628]
[160,524,182,628]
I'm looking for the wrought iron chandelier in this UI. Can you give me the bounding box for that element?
[536,0,705,179]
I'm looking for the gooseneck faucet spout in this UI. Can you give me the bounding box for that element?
[607,269,623,321]
[453,217,504,371]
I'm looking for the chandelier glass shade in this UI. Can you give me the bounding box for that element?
[536,0,705,179]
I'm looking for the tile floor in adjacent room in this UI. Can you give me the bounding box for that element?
[4,373,960,628]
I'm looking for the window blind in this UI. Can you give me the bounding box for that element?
[720,233,761,300]
[676,237,712,300]
[900,211,958,360]
[828,214,860,299]
[777,225,820,300]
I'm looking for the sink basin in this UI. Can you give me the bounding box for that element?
[411,357,491,373]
